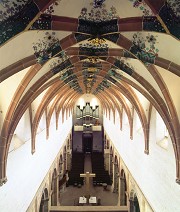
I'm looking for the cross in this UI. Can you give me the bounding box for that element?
[80,172,96,198]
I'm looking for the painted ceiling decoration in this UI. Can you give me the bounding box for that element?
[32,31,61,64]
[29,13,53,30]
[0,0,180,186]
[129,0,154,16]
[0,0,29,21]
[32,32,90,66]
[82,67,99,93]
[0,0,50,45]
[0,0,179,47]
[103,33,158,67]
[93,0,106,8]
[82,65,100,93]
[79,1,118,22]
[59,66,82,93]
[79,38,108,58]
[93,68,122,95]
[49,51,69,69]
[132,33,159,56]
[167,0,180,18]
[144,0,180,38]
[158,1,180,38]
[44,0,61,14]
[130,32,159,66]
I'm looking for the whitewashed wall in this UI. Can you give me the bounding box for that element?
[104,108,180,212]
[0,113,72,212]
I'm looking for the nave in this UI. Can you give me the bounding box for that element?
[38,132,142,212]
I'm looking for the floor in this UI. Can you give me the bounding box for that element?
[59,153,118,206]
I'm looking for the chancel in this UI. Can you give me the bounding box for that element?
[0,0,180,212]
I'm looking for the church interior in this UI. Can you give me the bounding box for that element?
[0,0,180,211]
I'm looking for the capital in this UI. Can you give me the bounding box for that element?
[176,178,180,185]
[144,149,149,155]
[0,177,7,186]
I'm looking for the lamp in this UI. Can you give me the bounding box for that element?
[93,0,106,8]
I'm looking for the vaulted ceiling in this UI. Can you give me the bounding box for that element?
[0,0,180,185]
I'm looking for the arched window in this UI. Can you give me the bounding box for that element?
[51,169,58,206]
[135,112,143,135]
[110,147,113,177]
[59,154,63,175]
[63,146,67,172]
[120,169,127,206]
[39,188,49,212]
[156,112,168,149]
[113,156,119,193]
[129,191,140,212]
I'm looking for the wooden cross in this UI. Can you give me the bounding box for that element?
[80,172,96,198]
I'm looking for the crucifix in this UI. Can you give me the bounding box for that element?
[80,172,96,198]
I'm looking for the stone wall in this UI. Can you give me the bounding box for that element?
[0,113,72,212]
[104,107,180,212]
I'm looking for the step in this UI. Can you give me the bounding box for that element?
[50,206,128,212]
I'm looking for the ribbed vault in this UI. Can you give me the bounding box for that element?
[0,0,179,186]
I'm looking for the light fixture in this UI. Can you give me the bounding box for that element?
[93,0,106,8]
[88,57,99,64]
[89,37,106,47]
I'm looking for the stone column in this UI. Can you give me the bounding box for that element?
[67,149,72,171]
[113,164,119,193]
[112,161,115,192]
[48,172,51,208]
[117,175,121,206]
[44,198,49,212]
[56,175,59,205]
[129,197,135,212]
[120,177,126,205]
[110,154,113,179]
[104,149,110,171]
[63,155,67,172]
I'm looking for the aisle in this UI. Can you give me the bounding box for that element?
[84,153,92,172]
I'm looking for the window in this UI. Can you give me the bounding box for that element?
[136,114,143,135]
[156,112,168,150]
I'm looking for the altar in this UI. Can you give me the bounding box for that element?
[79,196,97,205]
[79,196,87,204]
[89,196,97,205]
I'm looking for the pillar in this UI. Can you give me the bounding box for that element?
[129,197,134,212]
[66,149,72,171]
[120,177,126,205]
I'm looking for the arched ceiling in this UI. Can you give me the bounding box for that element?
[0,0,180,185]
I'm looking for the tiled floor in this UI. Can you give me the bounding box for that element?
[59,153,119,206]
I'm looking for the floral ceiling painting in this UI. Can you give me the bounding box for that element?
[0,0,29,22]
[60,68,82,93]
[44,0,62,14]
[79,0,118,22]
[128,0,154,16]
[82,64,100,94]
[0,0,40,45]
[166,0,180,20]
[129,32,159,65]
[32,32,61,65]
[132,32,159,56]
[49,51,69,69]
